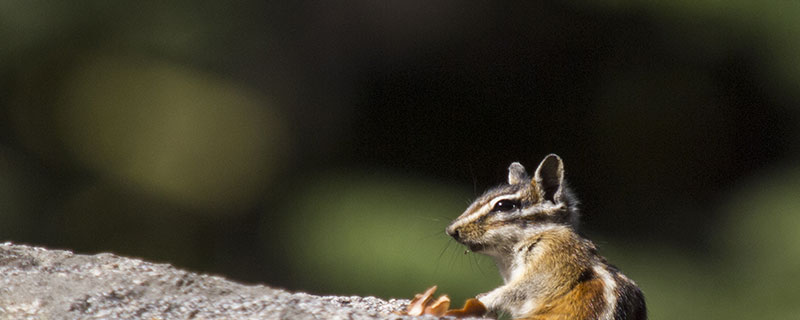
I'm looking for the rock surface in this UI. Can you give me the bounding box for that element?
[0,242,472,320]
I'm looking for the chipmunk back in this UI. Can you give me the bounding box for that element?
[445,154,646,320]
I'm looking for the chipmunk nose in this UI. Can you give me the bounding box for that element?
[447,227,460,241]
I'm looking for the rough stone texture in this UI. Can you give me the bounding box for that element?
[0,242,487,320]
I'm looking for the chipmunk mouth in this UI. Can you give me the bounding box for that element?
[448,228,488,252]
[463,241,486,252]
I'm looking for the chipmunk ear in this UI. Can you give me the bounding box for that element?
[534,154,565,203]
[508,162,528,185]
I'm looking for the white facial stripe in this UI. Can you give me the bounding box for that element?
[594,265,619,320]
[489,191,526,207]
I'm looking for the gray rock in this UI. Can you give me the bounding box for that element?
[0,242,477,320]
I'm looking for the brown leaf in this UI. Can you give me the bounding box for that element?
[405,285,438,316]
[444,298,488,317]
[402,286,487,318]
[423,295,451,316]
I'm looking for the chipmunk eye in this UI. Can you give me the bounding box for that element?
[492,200,519,212]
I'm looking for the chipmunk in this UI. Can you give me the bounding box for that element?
[405,154,646,320]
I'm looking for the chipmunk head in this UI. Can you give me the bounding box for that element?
[446,154,579,256]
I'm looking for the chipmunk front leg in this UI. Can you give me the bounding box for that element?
[476,272,540,318]
[472,287,517,319]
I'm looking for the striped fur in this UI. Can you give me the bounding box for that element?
[446,155,646,320]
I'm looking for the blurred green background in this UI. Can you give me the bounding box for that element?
[2,1,800,319]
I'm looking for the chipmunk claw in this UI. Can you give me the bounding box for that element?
[401,286,488,318]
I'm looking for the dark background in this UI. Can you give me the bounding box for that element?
[2,2,799,318]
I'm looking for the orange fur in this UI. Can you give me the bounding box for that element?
[525,270,606,320]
